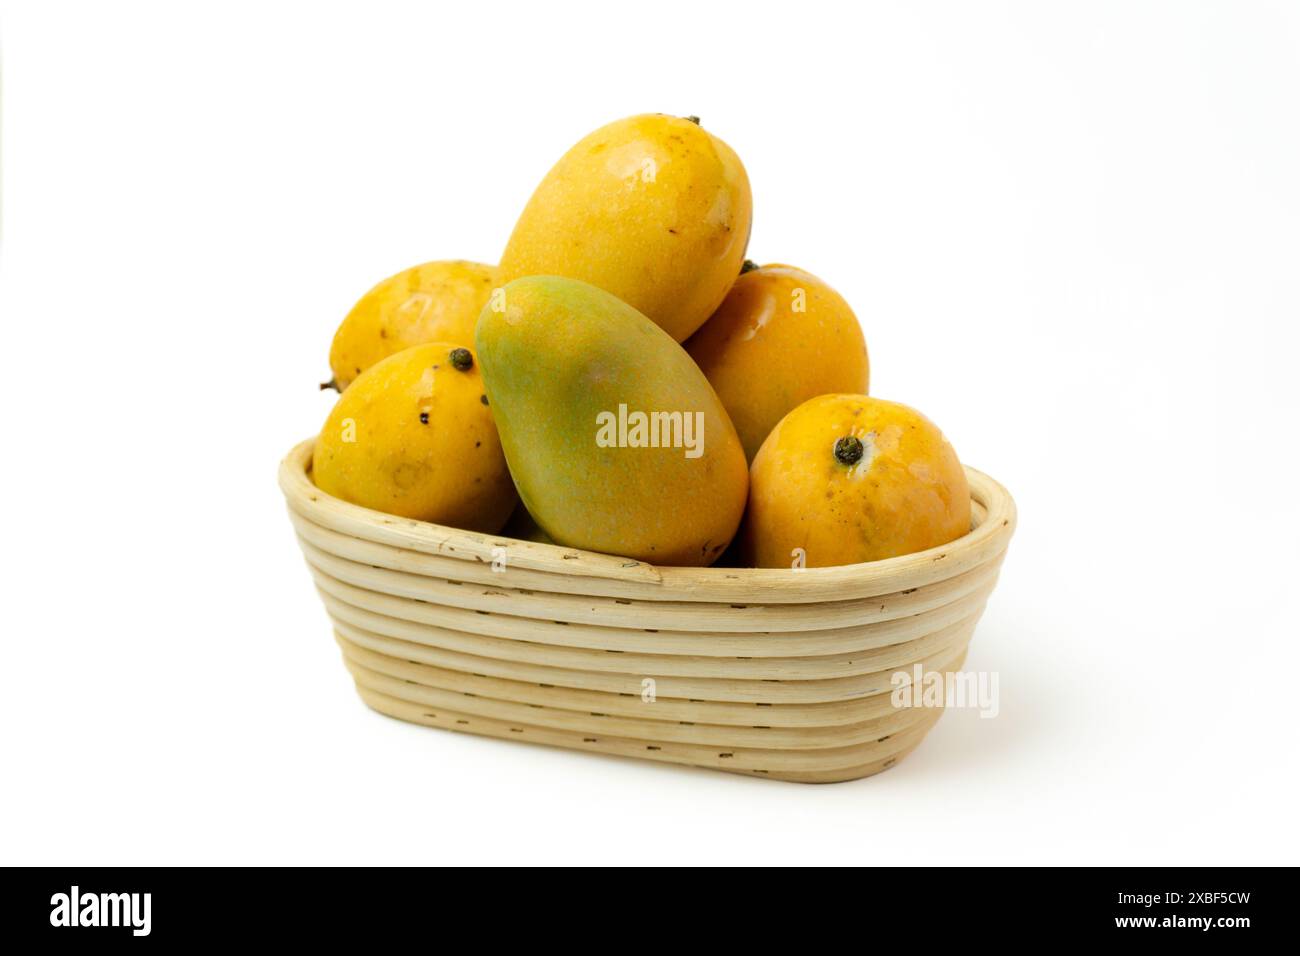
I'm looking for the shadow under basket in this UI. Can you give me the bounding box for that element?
[280,439,1016,783]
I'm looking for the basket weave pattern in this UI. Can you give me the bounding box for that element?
[280,439,1016,782]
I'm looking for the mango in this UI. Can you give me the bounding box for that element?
[499,114,751,342]
[313,343,517,532]
[475,276,748,566]
[741,395,970,568]
[687,262,869,461]
[327,260,500,390]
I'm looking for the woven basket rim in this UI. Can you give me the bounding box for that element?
[280,438,1016,598]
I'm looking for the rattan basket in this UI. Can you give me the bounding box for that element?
[280,438,1016,783]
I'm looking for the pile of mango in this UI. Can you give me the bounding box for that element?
[312,114,970,569]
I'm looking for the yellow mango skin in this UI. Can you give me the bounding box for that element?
[328,260,500,389]
[476,276,748,566]
[313,343,517,532]
[741,395,970,568]
[499,114,752,342]
[686,263,869,462]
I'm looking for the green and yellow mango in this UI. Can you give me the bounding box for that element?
[475,276,748,566]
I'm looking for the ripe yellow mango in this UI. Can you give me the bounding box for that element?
[741,395,970,568]
[327,260,500,390]
[686,263,869,461]
[313,343,517,532]
[500,114,751,342]
[476,276,748,566]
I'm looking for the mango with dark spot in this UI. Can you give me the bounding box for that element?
[313,343,517,531]
[741,395,969,567]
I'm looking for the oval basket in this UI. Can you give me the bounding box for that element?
[279,439,1016,783]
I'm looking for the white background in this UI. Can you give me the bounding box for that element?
[2,0,1297,865]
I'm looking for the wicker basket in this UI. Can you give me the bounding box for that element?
[279,438,1016,783]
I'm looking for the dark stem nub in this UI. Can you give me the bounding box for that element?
[449,347,473,371]
[740,259,759,275]
[685,115,701,125]
[319,377,339,392]
[834,436,864,466]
